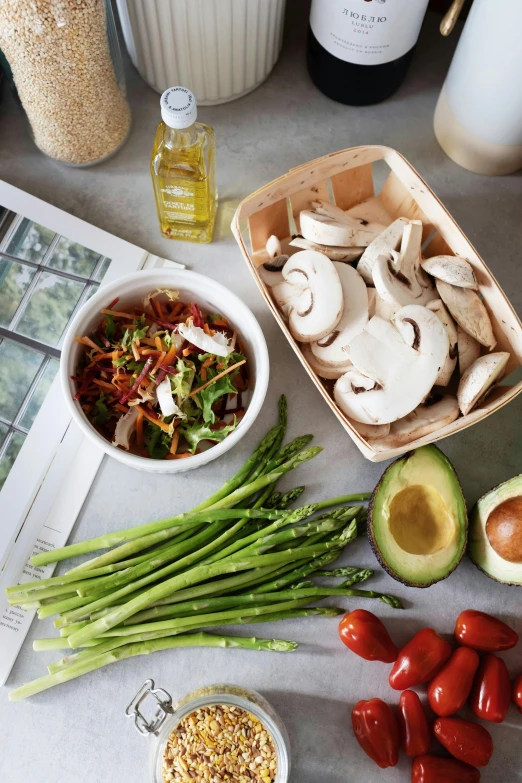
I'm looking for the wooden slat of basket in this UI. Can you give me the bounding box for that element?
[288,180,330,234]
[248,199,290,255]
[331,163,374,210]
[379,170,434,239]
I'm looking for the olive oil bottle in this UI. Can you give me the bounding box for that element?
[150,86,217,243]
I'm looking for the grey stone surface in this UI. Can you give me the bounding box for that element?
[1,6,521,782]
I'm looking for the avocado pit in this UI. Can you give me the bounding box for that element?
[486,496,522,563]
[388,485,455,556]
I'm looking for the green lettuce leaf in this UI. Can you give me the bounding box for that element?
[144,421,172,459]
[179,417,238,454]
[171,358,195,401]
[92,394,110,427]
[195,374,237,424]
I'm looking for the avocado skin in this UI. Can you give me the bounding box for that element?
[468,475,522,586]
[368,445,468,589]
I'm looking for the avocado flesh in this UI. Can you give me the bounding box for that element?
[369,445,467,587]
[469,474,522,585]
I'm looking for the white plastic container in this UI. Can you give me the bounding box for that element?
[116,0,287,104]
[60,269,269,473]
[434,0,522,175]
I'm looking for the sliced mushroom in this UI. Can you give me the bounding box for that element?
[372,396,460,449]
[457,352,510,415]
[300,201,386,248]
[271,280,298,319]
[374,286,400,321]
[348,419,391,440]
[310,263,368,367]
[457,324,481,374]
[279,250,343,342]
[436,279,496,349]
[426,299,458,386]
[266,235,282,259]
[301,342,352,379]
[372,221,436,308]
[289,236,364,262]
[357,217,409,284]
[367,287,376,318]
[336,305,449,425]
[421,255,478,290]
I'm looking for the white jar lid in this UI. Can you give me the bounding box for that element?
[160,86,197,129]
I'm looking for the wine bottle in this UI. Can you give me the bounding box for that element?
[307,0,430,106]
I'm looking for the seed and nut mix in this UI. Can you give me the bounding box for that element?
[0,0,130,165]
[163,704,277,783]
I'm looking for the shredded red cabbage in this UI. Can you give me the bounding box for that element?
[120,356,154,404]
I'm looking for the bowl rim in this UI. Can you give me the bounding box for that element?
[59,268,269,472]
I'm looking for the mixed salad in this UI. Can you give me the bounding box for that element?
[72,290,249,459]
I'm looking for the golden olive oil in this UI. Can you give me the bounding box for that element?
[151,87,217,243]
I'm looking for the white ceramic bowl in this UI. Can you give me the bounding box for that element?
[60,269,269,473]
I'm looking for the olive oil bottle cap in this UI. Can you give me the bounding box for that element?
[160,86,198,129]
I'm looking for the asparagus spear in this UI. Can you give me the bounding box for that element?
[9,633,298,701]
[276,487,306,510]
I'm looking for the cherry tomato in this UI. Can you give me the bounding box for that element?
[339,609,398,663]
[469,653,511,723]
[455,610,519,652]
[513,672,522,713]
[411,754,480,783]
[389,628,452,690]
[434,717,493,767]
[398,690,431,757]
[351,698,399,768]
[428,646,480,717]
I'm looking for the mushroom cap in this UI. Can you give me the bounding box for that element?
[300,210,385,248]
[427,299,458,386]
[422,255,478,290]
[301,342,351,379]
[266,234,282,259]
[348,419,391,440]
[373,396,460,449]
[457,351,510,415]
[311,262,368,367]
[372,221,436,308]
[336,306,449,425]
[357,217,409,284]
[436,280,496,349]
[457,324,481,375]
[281,250,344,342]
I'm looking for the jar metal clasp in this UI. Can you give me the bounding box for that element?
[125,678,174,736]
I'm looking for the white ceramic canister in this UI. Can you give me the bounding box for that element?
[434,0,522,175]
[115,0,287,104]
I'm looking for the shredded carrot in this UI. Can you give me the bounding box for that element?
[152,351,167,374]
[163,344,178,368]
[155,336,162,351]
[202,357,215,368]
[93,378,118,392]
[136,407,144,447]
[188,360,246,398]
[170,430,180,455]
[81,404,93,413]
[140,406,171,432]
[200,366,207,382]
[211,318,229,327]
[203,323,211,335]
[182,348,191,357]
[101,308,139,319]
[75,336,102,351]
[131,342,140,362]
[171,452,192,459]
[230,332,237,351]
[141,349,162,356]
[115,403,130,413]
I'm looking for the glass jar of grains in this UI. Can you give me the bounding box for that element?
[0,0,130,166]
[126,680,291,783]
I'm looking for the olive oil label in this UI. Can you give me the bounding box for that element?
[310,0,429,66]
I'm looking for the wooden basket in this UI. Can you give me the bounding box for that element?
[231,146,522,462]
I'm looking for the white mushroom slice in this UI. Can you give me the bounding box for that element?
[258,265,284,287]
[367,288,376,318]
[300,209,385,248]
[427,299,458,386]
[280,250,343,342]
[272,279,300,319]
[336,306,449,425]
[348,419,391,440]
[178,322,233,357]
[289,236,364,262]
[421,255,478,290]
[311,263,368,367]
[357,217,409,284]
[436,279,496,349]
[112,407,139,451]
[156,377,186,419]
[372,222,436,307]
[457,324,481,374]
[457,352,510,415]
[374,289,400,321]
[373,396,460,449]
[266,235,282,259]
[301,342,352,379]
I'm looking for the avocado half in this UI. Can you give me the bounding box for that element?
[368,445,468,588]
[468,474,522,586]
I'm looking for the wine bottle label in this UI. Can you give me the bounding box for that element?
[310,0,430,66]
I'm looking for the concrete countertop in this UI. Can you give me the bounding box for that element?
[1,6,521,783]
